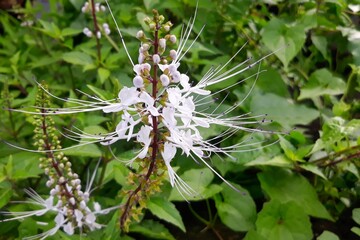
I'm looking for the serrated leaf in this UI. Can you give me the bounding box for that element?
[258,168,333,220]
[299,69,346,100]
[255,200,313,240]
[262,18,306,67]
[214,182,256,231]
[148,197,185,232]
[62,51,93,66]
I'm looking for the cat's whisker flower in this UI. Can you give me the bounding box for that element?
[4,1,284,234]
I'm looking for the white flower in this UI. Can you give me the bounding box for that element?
[136,125,152,159]
[161,142,177,186]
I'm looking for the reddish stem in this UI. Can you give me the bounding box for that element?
[90,0,101,61]
[120,22,161,231]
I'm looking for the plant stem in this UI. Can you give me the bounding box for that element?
[119,20,161,232]
[90,0,101,61]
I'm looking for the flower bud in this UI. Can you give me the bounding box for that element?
[83,27,92,38]
[142,43,150,51]
[95,3,100,12]
[172,71,181,83]
[50,188,57,196]
[81,2,89,13]
[170,50,177,60]
[153,54,160,64]
[96,31,101,39]
[144,16,151,24]
[138,53,145,64]
[103,23,110,35]
[160,74,170,86]
[46,180,52,187]
[59,176,66,184]
[169,35,177,44]
[149,22,156,30]
[136,30,144,39]
[159,38,166,49]
[133,76,144,88]
[100,5,106,11]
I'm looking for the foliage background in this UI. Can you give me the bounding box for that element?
[0,0,359,239]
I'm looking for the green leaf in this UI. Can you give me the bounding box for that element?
[255,200,313,240]
[63,143,102,157]
[258,168,333,220]
[245,155,292,168]
[214,182,256,231]
[317,231,340,240]
[351,227,360,236]
[37,20,62,39]
[300,164,327,180]
[250,92,319,128]
[279,136,298,161]
[262,18,306,67]
[129,220,175,240]
[169,168,223,201]
[257,69,289,97]
[87,84,114,100]
[61,28,82,37]
[0,181,13,208]
[244,230,267,240]
[98,67,111,84]
[298,69,346,100]
[62,51,93,66]
[148,197,185,232]
[311,35,329,60]
[352,208,360,225]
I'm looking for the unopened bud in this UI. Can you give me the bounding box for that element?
[96,31,101,39]
[170,50,177,60]
[169,35,177,44]
[133,76,144,88]
[138,53,145,64]
[136,30,144,39]
[149,22,156,30]
[172,71,181,83]
[153,54,160,64]
[160,74,170,86]
[95,3,100,12]
[142,43,150,51]
[159,38,166,49]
